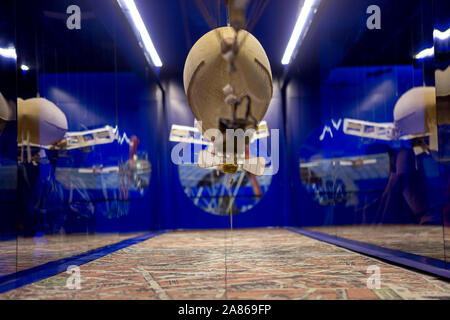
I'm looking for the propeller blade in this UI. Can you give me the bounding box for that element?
[242,157,266,176]
[198,150,222,168]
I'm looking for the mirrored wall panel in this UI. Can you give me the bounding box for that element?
[290,0,449,262]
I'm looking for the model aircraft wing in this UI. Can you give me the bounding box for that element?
[242,156,266,176]
[250,121,270,143]
[17,125,117,150]
[343,118,395,141]
[64,125,117,150]
[170,121,268,145]
[169,124,213,146]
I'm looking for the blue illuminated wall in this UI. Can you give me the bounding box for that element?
[286,64,443,227]
[23,72,288,233]
[0,1,18,243]
[19,72,163,234]
[157,78,287,229]
[24,64,441,233]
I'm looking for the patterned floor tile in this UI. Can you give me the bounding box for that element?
[1,228,449,300]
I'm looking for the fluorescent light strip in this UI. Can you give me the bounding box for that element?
[414,46,434,59]
[434,27,450,41]
[282,0,320,65]
[0,47,17,60]
[0,47,30,70]
[117,0,162,67]
[414,28,450,59]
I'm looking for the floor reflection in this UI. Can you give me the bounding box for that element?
[0,240,17,277]
[305,225,447,261]
[0,233,144,274]
[1,229,449,300]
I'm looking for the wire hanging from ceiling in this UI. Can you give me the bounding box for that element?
[246,0,270,32]
[193,0,271,32]
[195,0,218,29]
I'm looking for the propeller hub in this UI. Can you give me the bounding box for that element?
[221,163,239,174]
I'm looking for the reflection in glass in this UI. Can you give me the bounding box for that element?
[0,0,18,278]
[293,1,448,263]
[179,165,272,216]
[3,0,157,275]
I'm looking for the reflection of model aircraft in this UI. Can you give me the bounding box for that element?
[300,153,390,206]
[56,154,151,195]
[343,87,437,154]
[342,87,445,223]
[17,97,118,161]
[16,97,134,160]
[15,97,151,197]
[170,119,269,175]
[0,92,16,134]
[178,164,272,215]
[170,19,273,176]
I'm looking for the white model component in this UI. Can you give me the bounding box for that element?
[170,120,269,175]
[183,26,272,135]
[169,124,213,146]
[18,125,120,151]
[18,97,68,146]
[242,157,266,176]
[0,92,15,121]
[78,166,120,174]
[339,158,377,166]
[343,118,395,140]
[198,149,223,168]
[170,121,269,146]
[393,86,436,139]
[343,87,437,149]
[64,125,116,150]
[250,120,270,142]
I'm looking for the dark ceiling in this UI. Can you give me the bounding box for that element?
[12,0,450,85]
[135,0,301,75]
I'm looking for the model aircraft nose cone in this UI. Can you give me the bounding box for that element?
[18,97,68,146]
[183,27,272,136]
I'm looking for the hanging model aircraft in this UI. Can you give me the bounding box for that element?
[14,96,151,197]
[343,86,438,155]
[170,0,273,176]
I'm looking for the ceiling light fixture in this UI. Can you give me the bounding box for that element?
[414,28,450,60]
[0,46,17,60]
[433,27,450,41]
[117,0,163,67]
[414,46,434,59]
[281,0,320,65]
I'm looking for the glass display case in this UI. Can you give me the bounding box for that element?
[0,0,161,282]
[287,0,450,268]
[0,0,448,297]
